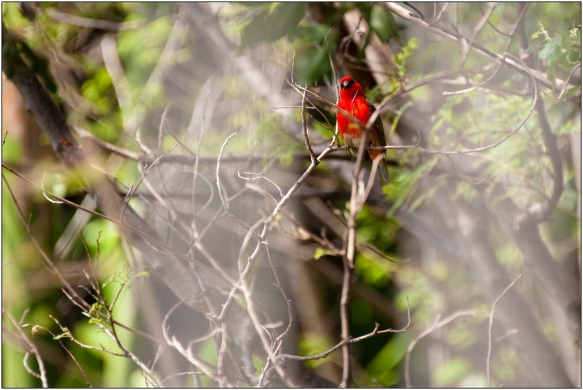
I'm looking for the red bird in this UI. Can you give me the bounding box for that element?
[336,76,390,182]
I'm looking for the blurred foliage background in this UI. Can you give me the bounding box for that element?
[2,2,581,388]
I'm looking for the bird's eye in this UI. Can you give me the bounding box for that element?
[341,79,354,89]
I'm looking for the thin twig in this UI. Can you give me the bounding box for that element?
[487,273,522,387]
[301,86,317,164]
[557,62,581,99]
[24,322,92,387]
[162,301,221,383]
[435,3,449,23]
[2,174,92,311]
[238,172,284,200]
[3,309,49,388]
[46,8,166,32]
[191,88,211,242]
[280,297,411,362]
[216,133,238,212]
[384,2,572,93]
[340,140,381,387]
[477,2,512,36]
[404,310,488,388]
[519,86,563,225]
[2,164,236,284]
[458,3,495,69]
[444,4,530,97]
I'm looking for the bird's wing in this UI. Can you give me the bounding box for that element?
[368,101,387,148]
[368,101,391,182]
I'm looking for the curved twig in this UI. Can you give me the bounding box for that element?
[404,310,487,388]
[280,296,411,363]
[487,274,523,387]
[3,309,49,388]
[384,2,573,93]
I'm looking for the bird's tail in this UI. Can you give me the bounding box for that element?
[371,151,390,183]
[369,149,391,183]
[378,158,390,183]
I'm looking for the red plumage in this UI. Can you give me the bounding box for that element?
[336,76,390,182]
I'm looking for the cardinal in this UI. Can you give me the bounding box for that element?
[336,76,390,182]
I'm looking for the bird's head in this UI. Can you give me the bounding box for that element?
[339,76,365,100]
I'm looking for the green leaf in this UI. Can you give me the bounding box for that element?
[240,3,305,48]
[304,23,333,44]
[133,270,150,279]
[314,248,335,260]
[366,334,409,386]
[384,157,438,217]
[447,324,477,349]
[102,274,116,289]
[434,357,471,386]
[298,332,334,368]
[53,330,71,340]
[560,85,581,101]
[297,44,333,86]
[538,40,556,60]
[369,4,398,42]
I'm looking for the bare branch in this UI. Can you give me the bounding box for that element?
[444,4,530,97]
[3,164,236,284]
[405,310,487,388]
[280,296,410,362]
[301,86,317,164]
[384,2,575,94]
[435,2,449,23]
[519,89,564,225]
[216,132,238,212]
[3,309,49,388]
[45,7,167,32]
[458,2,495,68]
[162,301,222,383]
[487,274,523,387]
